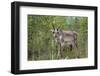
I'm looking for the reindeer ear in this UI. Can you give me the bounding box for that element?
[59,29,63,33]
[57,28,60,31]
[57,28,58,31]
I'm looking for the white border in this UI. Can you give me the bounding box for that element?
[20,6,94,70]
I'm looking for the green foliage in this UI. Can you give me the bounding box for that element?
[28,15,88,61]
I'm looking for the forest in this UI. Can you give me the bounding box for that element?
[28,15,88,61]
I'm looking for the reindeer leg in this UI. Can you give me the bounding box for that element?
[60,44,64,59]
[69,44,72,51]
[73,41,80,58]
[57,44,60,59]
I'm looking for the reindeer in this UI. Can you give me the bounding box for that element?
[51,25,78,58]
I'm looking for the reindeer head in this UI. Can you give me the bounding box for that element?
[51,25,61,38]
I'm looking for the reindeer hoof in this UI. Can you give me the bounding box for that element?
[77,56,80,58]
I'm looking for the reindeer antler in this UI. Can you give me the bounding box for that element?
[57,25,60,29]
[52,24,55,30]
[57,24,61,29]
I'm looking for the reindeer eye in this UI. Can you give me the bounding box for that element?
[53,32,54,33]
